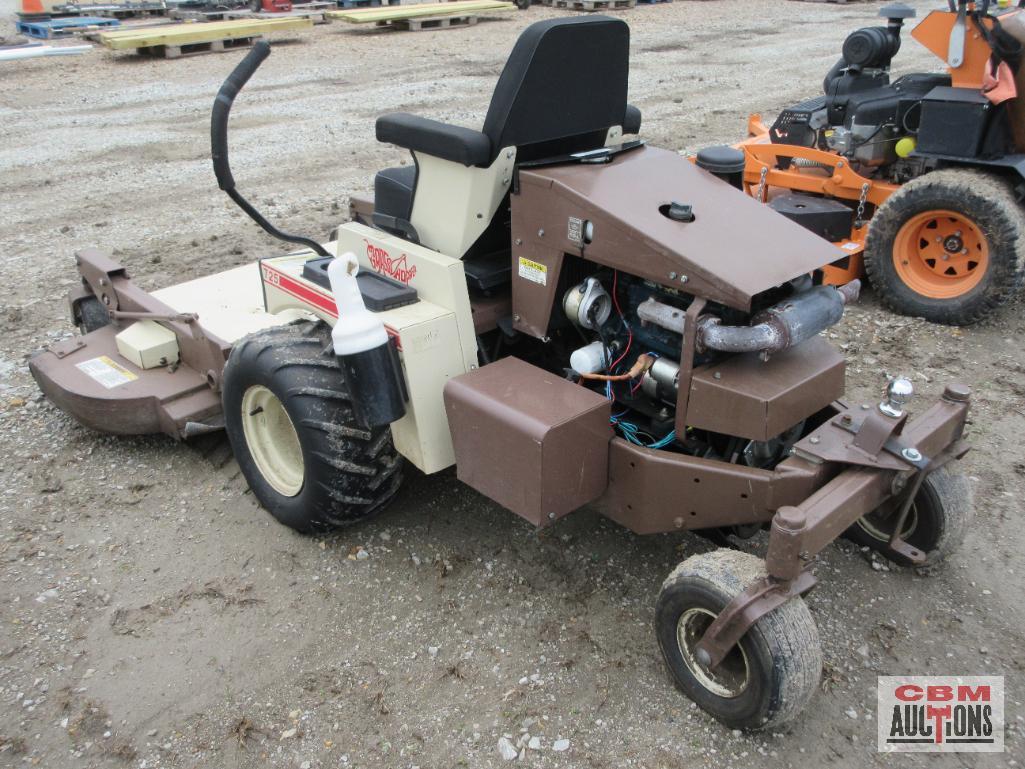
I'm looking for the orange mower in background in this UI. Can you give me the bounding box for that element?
[703,1,1025,325]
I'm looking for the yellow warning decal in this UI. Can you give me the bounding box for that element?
[76,355,138,389]
[517,256,547,286]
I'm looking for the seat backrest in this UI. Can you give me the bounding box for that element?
[482,16,630,163]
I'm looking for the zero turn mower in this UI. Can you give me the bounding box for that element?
[30,17,974,730]
[724,1,1025,325]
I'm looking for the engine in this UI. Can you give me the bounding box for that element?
[769,4,950,180]
[547,269,857,470]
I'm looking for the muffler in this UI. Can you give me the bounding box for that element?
[698,281,860,355]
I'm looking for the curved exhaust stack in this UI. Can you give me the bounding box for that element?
[697,280,860,356]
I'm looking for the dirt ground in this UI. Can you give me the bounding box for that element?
[1,0,1024,766]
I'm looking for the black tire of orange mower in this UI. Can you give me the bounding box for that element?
[222,322,404,533]
[864,168,1025,326]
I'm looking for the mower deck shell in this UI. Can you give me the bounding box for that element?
[30,326,220,437]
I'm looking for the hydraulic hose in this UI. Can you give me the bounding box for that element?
[210,41,330,257]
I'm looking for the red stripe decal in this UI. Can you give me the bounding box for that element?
[262,263,401,349]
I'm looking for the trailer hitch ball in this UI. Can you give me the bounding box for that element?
[879,376,913,418]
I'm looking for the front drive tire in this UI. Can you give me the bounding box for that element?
[655,549,822,731]
[222,322,403,533]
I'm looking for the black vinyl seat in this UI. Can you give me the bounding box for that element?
[372,16,640,240]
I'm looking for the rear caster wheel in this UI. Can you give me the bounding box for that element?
[655,549,821,731]
[844,466,971,567]
[865,169,1025,325]
[223,322,403,533]
[74,295,111,334]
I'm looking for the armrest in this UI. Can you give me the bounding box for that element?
[623,104,642,135]
[376,113,492,167]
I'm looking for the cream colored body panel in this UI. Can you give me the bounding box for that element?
[260,229,478,474]
[333,222,479,375]
[409,146,515,258]
[115,320,180,370]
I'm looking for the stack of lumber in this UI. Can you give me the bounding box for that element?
[95,16,312,55]
[327,0,515,28]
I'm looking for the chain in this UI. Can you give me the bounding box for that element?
[855,183,870,227]
[755,166,768,203]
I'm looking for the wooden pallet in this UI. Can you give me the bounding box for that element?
[137,32,261,57]
[328,0,514,24]
[96,16,312,51]
[382,12,477,30]
[544,0,635,10]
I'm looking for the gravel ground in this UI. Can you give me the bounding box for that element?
[1,0,1024,767]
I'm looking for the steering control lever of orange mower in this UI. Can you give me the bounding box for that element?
[210,40,330,258]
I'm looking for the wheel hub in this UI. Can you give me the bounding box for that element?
[240,384,304,497]
[942,234,963,254]
[676,607,750,699]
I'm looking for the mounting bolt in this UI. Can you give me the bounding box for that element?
[901,447,922,462]
[696,648,712,667]
[515,238,522,245]
[809,436,820,444]
[679,275,689,284]
[674,516,684,529]
[942,383,971,403]
[713,371,722,380]
[506,150,514,159]
[548,512,556,521]
[538,228,545,237]
[668,271,678,280]
[840,414,853,426]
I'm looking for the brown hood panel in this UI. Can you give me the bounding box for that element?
[516,146,845,311]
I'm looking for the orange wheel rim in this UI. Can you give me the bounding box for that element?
[892,210,989,299]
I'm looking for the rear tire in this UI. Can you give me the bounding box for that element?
[222,322,403,533]
[844,466,971,567]
[864,169,1025,325]
[655,549,821,730]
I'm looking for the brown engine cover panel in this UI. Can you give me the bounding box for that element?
[687,337,845,441]
[510,145,845,339]
[443,357,612,526]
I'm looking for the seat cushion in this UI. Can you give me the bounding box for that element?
[374,165,417,221]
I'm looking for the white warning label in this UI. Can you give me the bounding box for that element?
[76,356,138,389]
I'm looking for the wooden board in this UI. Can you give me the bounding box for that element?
[97,16,312,49]
[327,0,514,24]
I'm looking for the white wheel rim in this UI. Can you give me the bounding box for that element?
[676,607,751,699]
[240,385,304,497]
